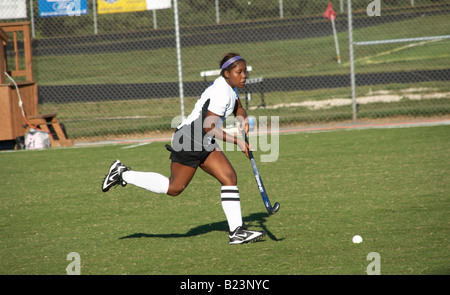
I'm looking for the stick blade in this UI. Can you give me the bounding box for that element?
[269,202,280,214]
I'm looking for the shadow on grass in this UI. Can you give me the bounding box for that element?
[119,212,283,242]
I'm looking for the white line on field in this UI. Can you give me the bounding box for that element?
[120,142,154,149]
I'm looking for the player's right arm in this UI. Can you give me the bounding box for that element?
[203,110,250,158]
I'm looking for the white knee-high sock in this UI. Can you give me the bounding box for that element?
[221,186,243,232]
[122,171,169,194]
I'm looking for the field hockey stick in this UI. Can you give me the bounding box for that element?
[241,126,280,215]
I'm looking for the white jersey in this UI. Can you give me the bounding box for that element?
[178,76,239,129]
[173,76,239,152]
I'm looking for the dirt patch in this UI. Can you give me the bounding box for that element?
[250,88,450,111]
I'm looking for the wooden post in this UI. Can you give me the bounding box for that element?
[0,27,8,84]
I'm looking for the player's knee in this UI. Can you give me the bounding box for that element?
[167,190,181,197]
[229,174,237,186]
[167,185,185,197]
[167,189,181,197]
[221,171,237,186]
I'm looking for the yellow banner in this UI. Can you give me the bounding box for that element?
[98,0,147,15]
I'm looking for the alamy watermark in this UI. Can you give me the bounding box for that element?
[367,0,381,17]
[66,252,81,275]
[171,115,279,162]
[366,252,381,275]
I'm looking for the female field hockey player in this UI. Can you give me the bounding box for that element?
[102,53,266,245]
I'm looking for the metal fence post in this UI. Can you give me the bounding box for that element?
[347,0,357,122]
[215,0,220,24]
[173,0,185,119]
[93,0,98,35]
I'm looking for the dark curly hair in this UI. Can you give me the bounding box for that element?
[220,53,246,78]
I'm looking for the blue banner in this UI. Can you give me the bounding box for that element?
[38,0,88,17]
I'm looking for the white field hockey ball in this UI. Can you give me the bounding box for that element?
[352,235,363,244]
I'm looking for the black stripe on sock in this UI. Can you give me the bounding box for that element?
[221,197,240,202]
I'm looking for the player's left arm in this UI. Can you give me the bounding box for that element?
[234,98,249,135]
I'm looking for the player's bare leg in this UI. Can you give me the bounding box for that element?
[167,162,197,196]
[103,159,196,196]
[200,149,237,186]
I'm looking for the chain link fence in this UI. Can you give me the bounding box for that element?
[1,0,449,140]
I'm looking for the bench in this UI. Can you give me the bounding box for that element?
[200,65,265,109]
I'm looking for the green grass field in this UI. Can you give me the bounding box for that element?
[1,124,449,275]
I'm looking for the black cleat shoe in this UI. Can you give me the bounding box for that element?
[102,160,129,192]
[229,225,266,245]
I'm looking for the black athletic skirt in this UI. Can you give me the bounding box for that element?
[165,127,217,168]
